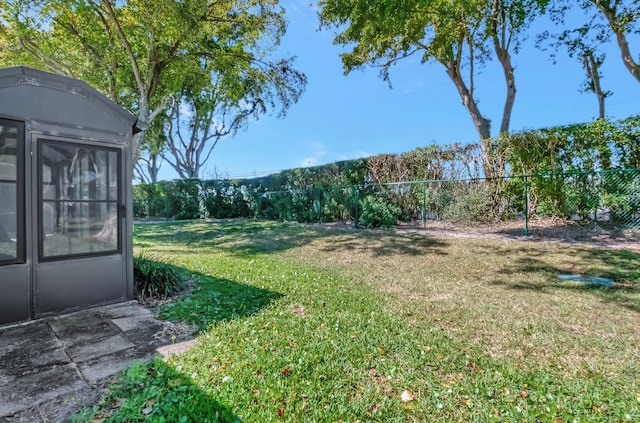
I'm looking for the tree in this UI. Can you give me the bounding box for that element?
[538,19,612,119]
[546,1,640,85]
[318,0,548,177]
[160,41,307,179]
[134,117,167,184]
[1,0,306,172]
[581,49,611,119]
[162,81,256,180]
[588,0,640,83]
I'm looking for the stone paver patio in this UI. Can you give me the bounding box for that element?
[0,301,195,422]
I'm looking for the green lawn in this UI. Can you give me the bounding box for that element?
[76,220,640,422]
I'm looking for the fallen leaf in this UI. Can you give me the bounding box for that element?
[142,407,152,415]
[400,390,415,402]
[368,403,382,413]
[281,367,292,376]
[519,391,528,398]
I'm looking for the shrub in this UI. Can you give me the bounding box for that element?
[164,179,201,220]
[358,195,402,228]
[442,183,494,223]
[133,254,185,299]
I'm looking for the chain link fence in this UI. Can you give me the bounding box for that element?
[134,168,640,236]
[353,168,639,234]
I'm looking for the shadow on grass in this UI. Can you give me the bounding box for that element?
[157,265,284,332]
[83,359,239,422]
[134,219,450,258]
[319,230,449,257]
[490,245,640,313]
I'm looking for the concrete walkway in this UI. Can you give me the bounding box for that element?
[0,301,195,422]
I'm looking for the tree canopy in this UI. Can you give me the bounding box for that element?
[1,0,307,177]
[318,0,548,177]
[585,0,640,84]
[539,0,640,118]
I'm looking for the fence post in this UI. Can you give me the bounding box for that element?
[422,181,427,230]
[524,175,529,236]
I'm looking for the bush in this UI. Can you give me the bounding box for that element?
[164,179,201,220]
[358,195,402,228]
[133,183,168,219]
[133,254,185,299]
[442,184,494,223]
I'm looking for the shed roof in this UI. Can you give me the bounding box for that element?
[0,66,139,136]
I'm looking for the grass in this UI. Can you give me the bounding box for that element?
[75,219,640,422]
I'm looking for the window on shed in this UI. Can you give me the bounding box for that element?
[0,119,24,265]
[39,140,120,260]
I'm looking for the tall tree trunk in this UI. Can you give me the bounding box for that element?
[593,1,640,83]
[583,51,607,119]
[488,0,516,185]
[490,0,516,136]
[444,61,496,179]
[493,42,516,135]
[492,44,514,182]
[149,153,160,183]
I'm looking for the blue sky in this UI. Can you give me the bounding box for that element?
[158,0,640,181]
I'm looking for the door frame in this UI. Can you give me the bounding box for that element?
[31,133,128,318]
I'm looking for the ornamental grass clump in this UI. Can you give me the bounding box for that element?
[133,254,185,300]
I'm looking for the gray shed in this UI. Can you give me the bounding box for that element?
[0,66,137,325]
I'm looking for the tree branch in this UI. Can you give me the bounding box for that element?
[99,0,145,97]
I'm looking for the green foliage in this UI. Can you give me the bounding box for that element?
[497,117,640,219]
[201,180,251,219]
[318,0,548,151]
[133,183,168,218]
[164,179,201,220]
[358,195,402,228]
[133,159,370,222]
[423,180,495,222]
[130,120,640,226]
[133,254,184,299]
[81,359,238,422]
[548,0,640,85]
[366,144,486,185]
[1,0,306,178]
[443,184,493,223]
[498,117,640,175]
